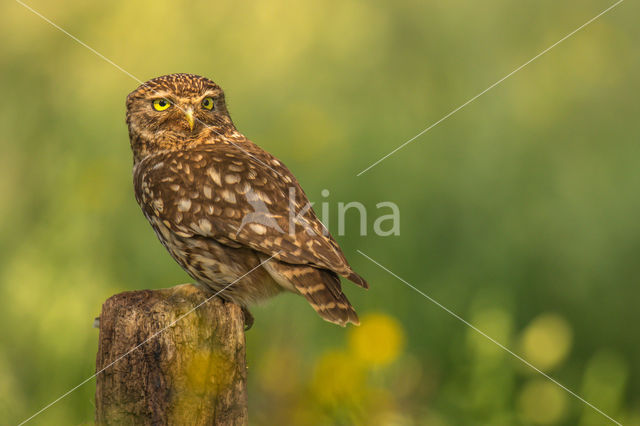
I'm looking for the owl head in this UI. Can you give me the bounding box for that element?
[126,73,235,163]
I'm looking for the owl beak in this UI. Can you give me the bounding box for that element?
[184,108,195,131]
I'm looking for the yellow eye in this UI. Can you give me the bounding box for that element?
[201,97,214,110]
[152,98,171,111]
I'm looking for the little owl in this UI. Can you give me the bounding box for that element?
[126,73,367,327]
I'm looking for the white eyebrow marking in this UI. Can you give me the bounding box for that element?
[148,90,173,99]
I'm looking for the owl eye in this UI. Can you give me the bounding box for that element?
[152,98,171,111]
[201,97,214,110]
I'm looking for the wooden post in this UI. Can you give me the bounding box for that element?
[95,283,248,426]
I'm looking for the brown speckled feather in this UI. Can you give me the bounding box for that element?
[127,73,367,326]
[134,143,367,288]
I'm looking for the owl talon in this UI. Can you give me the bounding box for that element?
[242,307,254,331]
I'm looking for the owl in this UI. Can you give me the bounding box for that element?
[126,73,368,327]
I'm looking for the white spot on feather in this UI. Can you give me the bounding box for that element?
[198,218,212,233]
[221,190,236,203]
[177,199,192,212]
[257,191,272,204]
[203,185,212,199]
[238,182,251,194]
[207,167,222,186]
[225,174,241,184]
[153,198,164,212]
[249,223,267,235]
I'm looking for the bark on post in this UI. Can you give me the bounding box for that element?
[95,283,248,425]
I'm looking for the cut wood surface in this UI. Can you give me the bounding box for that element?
[95,283,248,425]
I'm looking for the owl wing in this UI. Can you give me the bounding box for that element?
[134,144,368,288]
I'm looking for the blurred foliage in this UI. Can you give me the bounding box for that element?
[1,0,639,424]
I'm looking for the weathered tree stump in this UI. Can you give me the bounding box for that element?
[95,283,248,425]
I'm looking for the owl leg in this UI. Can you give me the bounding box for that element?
[210,286,255,330]
[241,306,254,331]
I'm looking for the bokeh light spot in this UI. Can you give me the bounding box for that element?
[348,313,405,367]
[518,379,568,424]
[311,350,364,403]
[519,313,572,371]
[467,307,513,358]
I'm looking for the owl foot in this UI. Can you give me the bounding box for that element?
[241,307,254,331]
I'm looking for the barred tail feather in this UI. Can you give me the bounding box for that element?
[262,259,360,326]
[344,270,369,289]
[295,272,360,327]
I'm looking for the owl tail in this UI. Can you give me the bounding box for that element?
[262,260,360,326]
[296,270,360,327]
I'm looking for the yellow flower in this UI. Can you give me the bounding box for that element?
[348,313,405,367]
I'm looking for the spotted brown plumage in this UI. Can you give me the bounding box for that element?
[127,73,367,326]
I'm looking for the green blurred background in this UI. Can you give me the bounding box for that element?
[1,0,638,424]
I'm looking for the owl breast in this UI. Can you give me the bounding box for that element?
[147,215,283,306]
